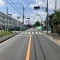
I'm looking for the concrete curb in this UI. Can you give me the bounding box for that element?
[0,33,18,43]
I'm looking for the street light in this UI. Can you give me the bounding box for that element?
[35,14,42,24]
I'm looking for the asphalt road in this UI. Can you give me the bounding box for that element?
[0,34,29,60]
[30,29,60,60]
[0,28,60,60]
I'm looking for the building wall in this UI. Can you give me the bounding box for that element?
[0,12,22,30]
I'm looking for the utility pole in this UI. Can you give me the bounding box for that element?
[6,7,8,31]
[22,5,25,24]
[46,0,48,34]
[7,7,8,15]
[55,0,57,10]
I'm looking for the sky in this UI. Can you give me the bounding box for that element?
[0,0,60,24]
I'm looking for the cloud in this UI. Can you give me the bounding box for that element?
[29,0,46,9]
[0,0,5,7]
[9,13,22,22]
[11,14,19,19]
[18,0,26,7]
[25,11,46,24]
[30,0,60,9]
[48,0,60,9]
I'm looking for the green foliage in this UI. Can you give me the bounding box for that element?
[0,30,13,37]
[34,21,40,27]
[52,11,60,25]
[49,10,60,33]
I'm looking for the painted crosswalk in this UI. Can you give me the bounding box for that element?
[20,32,42,35]
[25,30,38,31]
[28,32,31,34]
[32,32,34,34]
[35,32,38,34]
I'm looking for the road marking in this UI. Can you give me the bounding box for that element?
[24,32,27,34]
[35,32,38,34]
[20,32,24,34]
[16,35,29,36]
[26,34,31,60]
[39,32,42,34]
[32,32,34,34]
[43,34,60,46]
[28,32,31,34]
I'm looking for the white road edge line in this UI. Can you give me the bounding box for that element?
[43,34,60,46]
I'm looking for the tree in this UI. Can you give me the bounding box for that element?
[34,21,40,27]
[49,10,60,33]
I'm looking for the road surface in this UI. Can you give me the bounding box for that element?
[0,28,60,60]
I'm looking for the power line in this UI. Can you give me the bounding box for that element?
[10,0,22,13]
[5,3,20,4]
[6,0,21,14]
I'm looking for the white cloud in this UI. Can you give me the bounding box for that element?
[48,0,60,9]
[29,0,46,9]
[18,0,26,7]
[25,11,46,24]
[29,0,60,24]
[30,0,60,9]
[9,13,22,22]
[0,0,5,7]
[11,14,19,19]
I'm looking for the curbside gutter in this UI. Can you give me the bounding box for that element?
[0,33,18,43]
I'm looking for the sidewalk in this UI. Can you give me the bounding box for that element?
[0,33,17,43]
[42,31,60,41]
[42,31,60,46]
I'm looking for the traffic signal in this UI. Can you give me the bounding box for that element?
[34,6,40,10]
